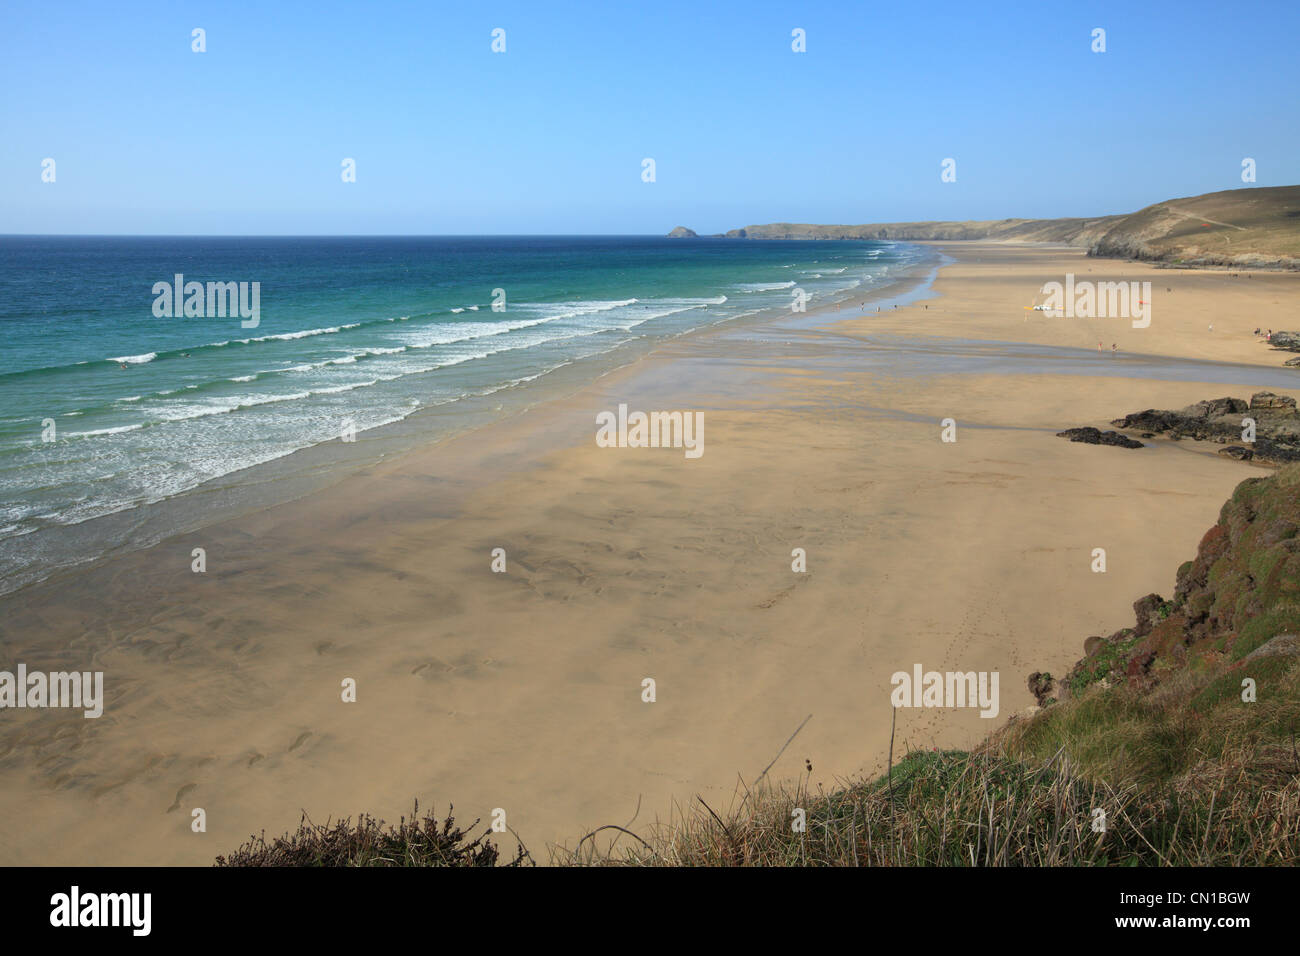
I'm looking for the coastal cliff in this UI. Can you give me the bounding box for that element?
[720,185,1300,270]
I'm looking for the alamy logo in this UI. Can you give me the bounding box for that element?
[890,664,999,718]
[595,403,704,459]
[50,886,150,936]
[0,664,103,718]
[1038,274,1151,328]
[152,273,261,328]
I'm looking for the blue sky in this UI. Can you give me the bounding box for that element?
[2,0,1297,235]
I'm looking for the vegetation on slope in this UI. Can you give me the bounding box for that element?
[575,464,1300,866]
[720,185,1300,269]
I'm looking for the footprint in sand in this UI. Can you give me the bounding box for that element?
[289,731,312,752]
[166,783,197,813]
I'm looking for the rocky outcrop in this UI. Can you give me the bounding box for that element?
[1055,427,1144,449]
[1110,392,1300,465]
[1267,331,1300,352]
[1038,464,1300,701]
[666,226,699,238]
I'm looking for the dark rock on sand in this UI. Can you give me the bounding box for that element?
[1056,427,1144,449]
[1111,391,1300,465]
[1268,331,1300,352]
[1250,391,1298,411]
[1027,671,1057,706]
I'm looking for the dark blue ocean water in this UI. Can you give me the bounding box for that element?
[0,235,914,591]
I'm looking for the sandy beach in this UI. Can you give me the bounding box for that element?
[3,242,1298,865]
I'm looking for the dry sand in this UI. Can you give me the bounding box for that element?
[2,242,1297,865]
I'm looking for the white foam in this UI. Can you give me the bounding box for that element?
[735,281,795,292]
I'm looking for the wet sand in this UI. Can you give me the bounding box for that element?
[2,242,1297,865]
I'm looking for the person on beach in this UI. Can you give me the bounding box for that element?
[1111,343,1117,353]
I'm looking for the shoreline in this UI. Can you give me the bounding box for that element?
[3,241,1298,865]
[0,244,940,600]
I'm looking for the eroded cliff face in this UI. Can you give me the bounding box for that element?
[1032,463,1300,705]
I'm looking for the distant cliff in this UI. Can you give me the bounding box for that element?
[721,185,1300,269]
[724,216,1123,245]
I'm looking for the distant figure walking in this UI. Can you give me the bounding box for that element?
[1111,343,1117,353]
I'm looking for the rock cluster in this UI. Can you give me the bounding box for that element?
[1111,392,1300,464]
[1055,427,1144,449]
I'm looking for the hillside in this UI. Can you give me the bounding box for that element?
[710,185,1300,270]
[1089,185,1300,268]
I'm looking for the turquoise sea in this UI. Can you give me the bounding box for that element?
[0,235,922,593]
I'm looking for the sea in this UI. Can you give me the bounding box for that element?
[0,235,924,594]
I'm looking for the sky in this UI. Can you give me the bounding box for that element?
[2,0,1297,235]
